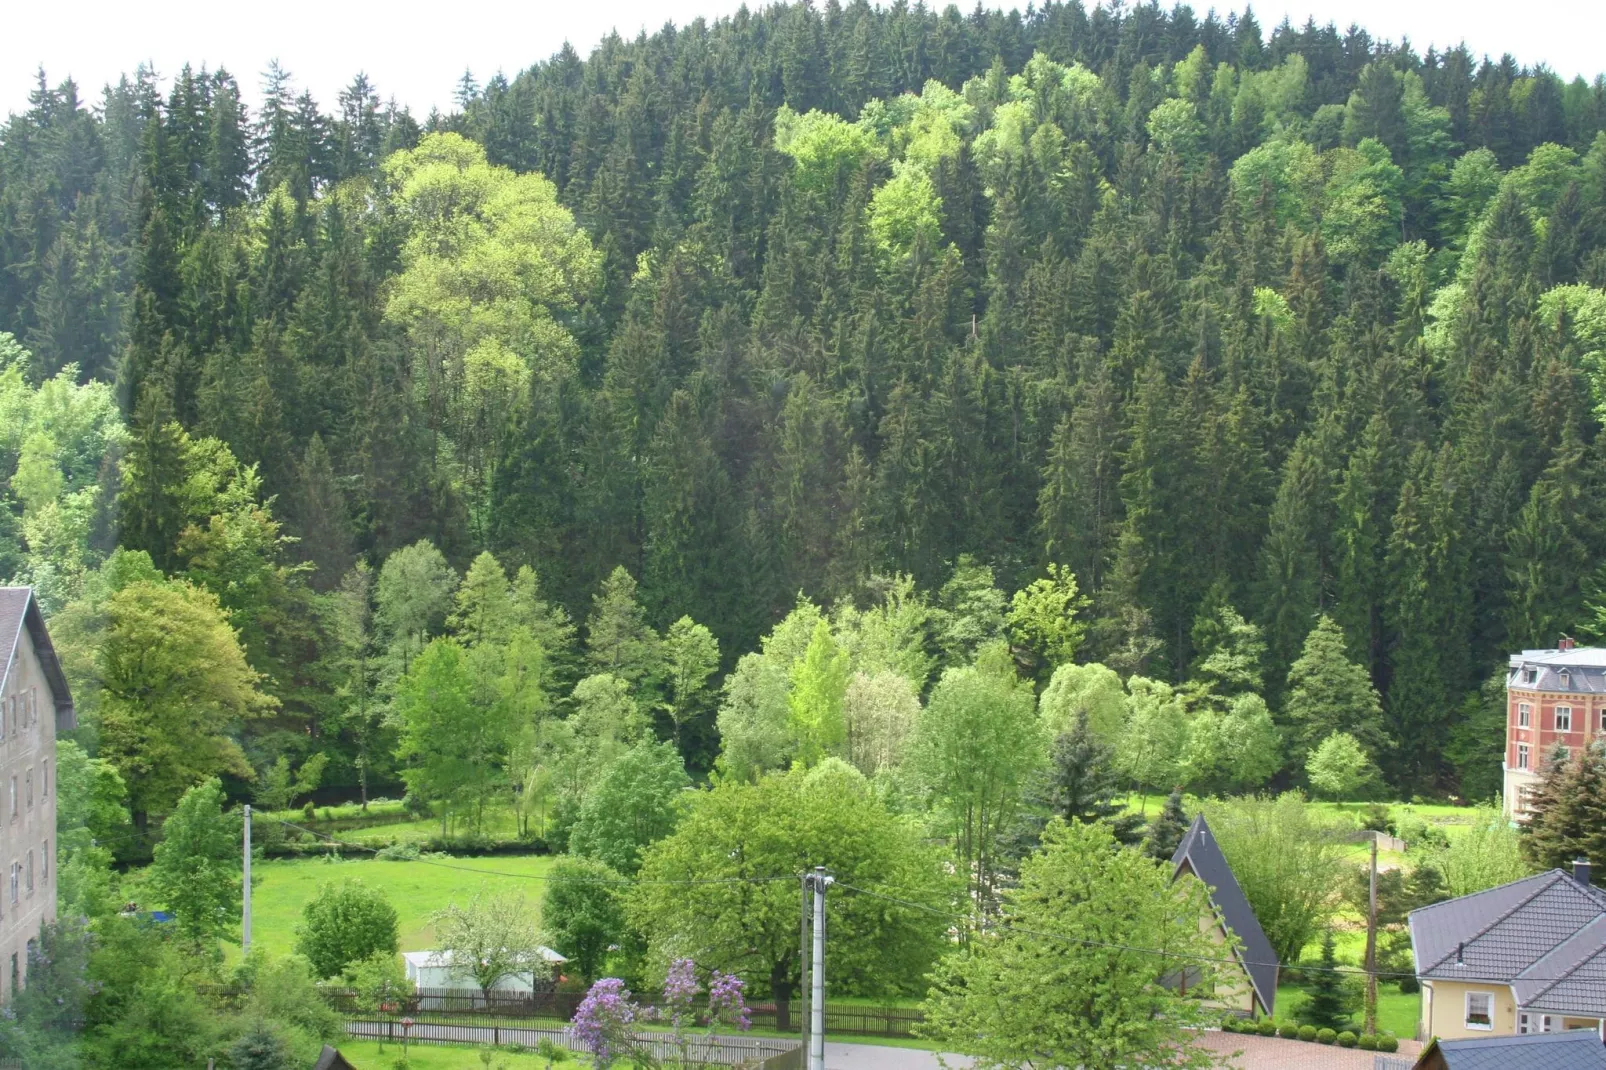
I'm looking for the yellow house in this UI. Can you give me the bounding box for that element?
[1409,863,1606,1043]
[1169,814,1278,1018]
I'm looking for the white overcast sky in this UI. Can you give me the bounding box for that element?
[4,0,1604,121]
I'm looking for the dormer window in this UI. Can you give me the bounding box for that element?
[1560,671,1570,690]
[1524,668,1538,685]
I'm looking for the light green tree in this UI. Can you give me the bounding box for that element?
[911,653,1043,922]
[97,578,275,826]
[295,880,399,979]
[788,618,850,764]
[630,762,952,1031]
[661,616,720,750]
[394,638,520,836]
[1178,693,1282,793]
[1006,564,1089,683]
[1200,793,1347,962]
[842,671,921,776]
[1039,662,1127,743]
[1306,731,1380,800]
[383,133,600,488]
[568,742,690,875]
[1114,677,1186,799]
[922,819,1225,1070]
[145,777,242,944]
[374,540,458,686]
[542,856,626,983]
[585,566,661,691]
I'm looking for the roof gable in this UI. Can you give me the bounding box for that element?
[1426,1030,1606,1070]
[0,587,74,732]
[1411,871,1606,983]
[1170,813,1279,1015]
[1513,915,1606,1017]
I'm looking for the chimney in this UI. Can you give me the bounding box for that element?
[1559,636,1576,651]
[1574,858,1593,887]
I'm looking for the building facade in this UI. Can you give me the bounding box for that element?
[0,588,74,1003]
[1408,866,1606,1042]
[1503,641,1606,818]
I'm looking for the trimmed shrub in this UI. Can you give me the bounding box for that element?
[1358,1034,1377,1050]
[1222,1017,1241,1033]
[1377,1034,1399,1053]
[1337,1031,1357,1048]
[1256,1018,1277,1036]
[1298,1025,1317,1041]
[1317,1028,1337,1044]
[1278,1021,1300,1039]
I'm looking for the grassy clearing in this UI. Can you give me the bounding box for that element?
[1273,983,1418,1039]
[336,1039,570,1069]
[245,854,556,960]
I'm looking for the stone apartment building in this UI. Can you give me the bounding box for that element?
[0,588,73,1002]
[1503,640,1606,817]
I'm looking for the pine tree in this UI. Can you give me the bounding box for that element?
[1520,741,1604,873]
[585,566,661,693]
[1284,616,1388,763]
[1143,788,1189,860]
[1302,930,1357,1031]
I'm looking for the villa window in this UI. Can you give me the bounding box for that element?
[1466,991,1494,1029]
[1556,707,1573,732]
[1519,703,1531,727]
[1518,744,1531,770]
[1560,672,1571,689]
[1524,668,1538,684]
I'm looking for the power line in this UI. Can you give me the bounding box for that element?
[834,880,1430,981]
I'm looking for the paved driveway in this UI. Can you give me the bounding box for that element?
[822,1043,973,1069]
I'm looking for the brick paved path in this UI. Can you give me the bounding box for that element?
[1195,1031,1422,1069]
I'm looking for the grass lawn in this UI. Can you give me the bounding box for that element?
[337,1039,570,1069]
[245,854,555,960]
[1274,982,1419,1039]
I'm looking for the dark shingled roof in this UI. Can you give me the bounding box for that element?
[1509,649,1606,694]
[1416,1031,1606,1070]
[312,1046,358,1070]
[1512,916,1606,1017]
[1409,870,1606,985]
[1170,813,1278,1015]
[0,587,73,732]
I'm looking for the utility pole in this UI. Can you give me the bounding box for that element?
[808,867,832,1070]
[242,804,252,955]
[800,873,810,1046]
[1363,834,1378,1035]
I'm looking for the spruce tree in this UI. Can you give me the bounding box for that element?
[1284,616,1388,763]
[1303,930,1357,1031]
[1521,741,1604,873]
[1144,788,1189,860]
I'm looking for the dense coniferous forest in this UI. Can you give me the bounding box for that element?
[5,0,1606,804]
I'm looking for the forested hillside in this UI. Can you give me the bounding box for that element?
[4,1,1606,802]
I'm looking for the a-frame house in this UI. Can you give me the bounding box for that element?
[1169,813,1278,1018]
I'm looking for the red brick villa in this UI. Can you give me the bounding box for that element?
[1504,639,1606,817]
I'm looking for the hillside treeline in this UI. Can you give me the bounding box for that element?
[3,1,1606,796]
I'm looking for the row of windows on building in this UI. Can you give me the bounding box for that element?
[0,842,48,917]
[1515,703,1606,733]
[1,689,38,740]
[5,760,47,823]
